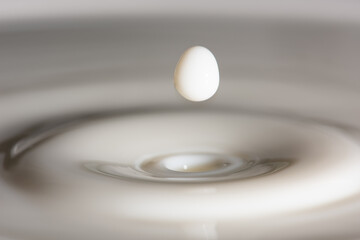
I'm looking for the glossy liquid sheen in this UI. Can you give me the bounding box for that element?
[0,77,360,240]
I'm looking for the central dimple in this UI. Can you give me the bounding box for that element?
[163,154,229,173]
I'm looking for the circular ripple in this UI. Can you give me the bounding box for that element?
[84,152,289,183]
[3,111,360,221]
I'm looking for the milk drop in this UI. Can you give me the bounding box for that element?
[174,46,219,102]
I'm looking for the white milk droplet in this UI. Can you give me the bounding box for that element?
[174,46,219,102]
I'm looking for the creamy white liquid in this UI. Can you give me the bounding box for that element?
[1,78,360,240]
[14,111,360,220]
[1,20,360,240]
[174,46,219,102]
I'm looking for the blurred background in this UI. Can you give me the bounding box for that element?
[1,0,360,90]
[1,0,360,124]
[1,1,360,240]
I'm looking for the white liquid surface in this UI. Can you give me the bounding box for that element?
[16,111,360,219]
[0,79,360,240]
[1,20,360,240]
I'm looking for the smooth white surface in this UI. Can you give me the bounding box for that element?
[174,46,219,102]
[6,112,360,219]
[1,78,360,239]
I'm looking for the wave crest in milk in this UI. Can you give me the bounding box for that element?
[1,55,360,239]
[174,46,219,102]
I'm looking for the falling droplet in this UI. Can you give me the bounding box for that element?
[174,46,219,102]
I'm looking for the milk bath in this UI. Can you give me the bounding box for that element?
[0,18,360,240]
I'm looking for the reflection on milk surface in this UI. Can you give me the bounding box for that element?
[1,7,360,240]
